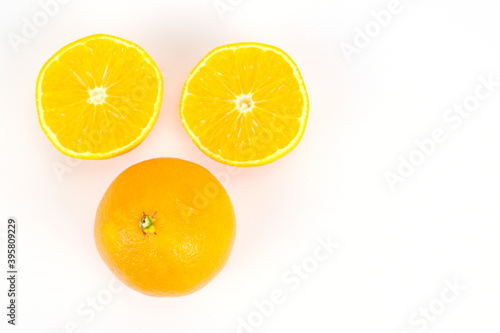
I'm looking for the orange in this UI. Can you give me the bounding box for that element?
[180,42,309,166]
[94,158,236,297]
[36,34,163,159]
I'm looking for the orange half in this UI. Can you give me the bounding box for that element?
[180,43,309,166]
[36,34,163,159]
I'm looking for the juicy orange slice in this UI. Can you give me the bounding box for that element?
[36,34,163,159]
[180,42,309,166]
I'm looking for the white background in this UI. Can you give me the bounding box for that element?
[1,0,500,332]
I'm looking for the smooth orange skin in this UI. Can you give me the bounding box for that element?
[94,158,236,297]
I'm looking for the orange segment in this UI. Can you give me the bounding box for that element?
[36,34,163,159]
[180,43,309,166]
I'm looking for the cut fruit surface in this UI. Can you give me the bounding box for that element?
[180,42,309,166]
[36,34,163,159]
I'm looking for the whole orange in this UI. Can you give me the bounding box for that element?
[94,158,236,297]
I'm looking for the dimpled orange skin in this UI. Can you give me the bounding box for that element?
[94,158,236,297]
